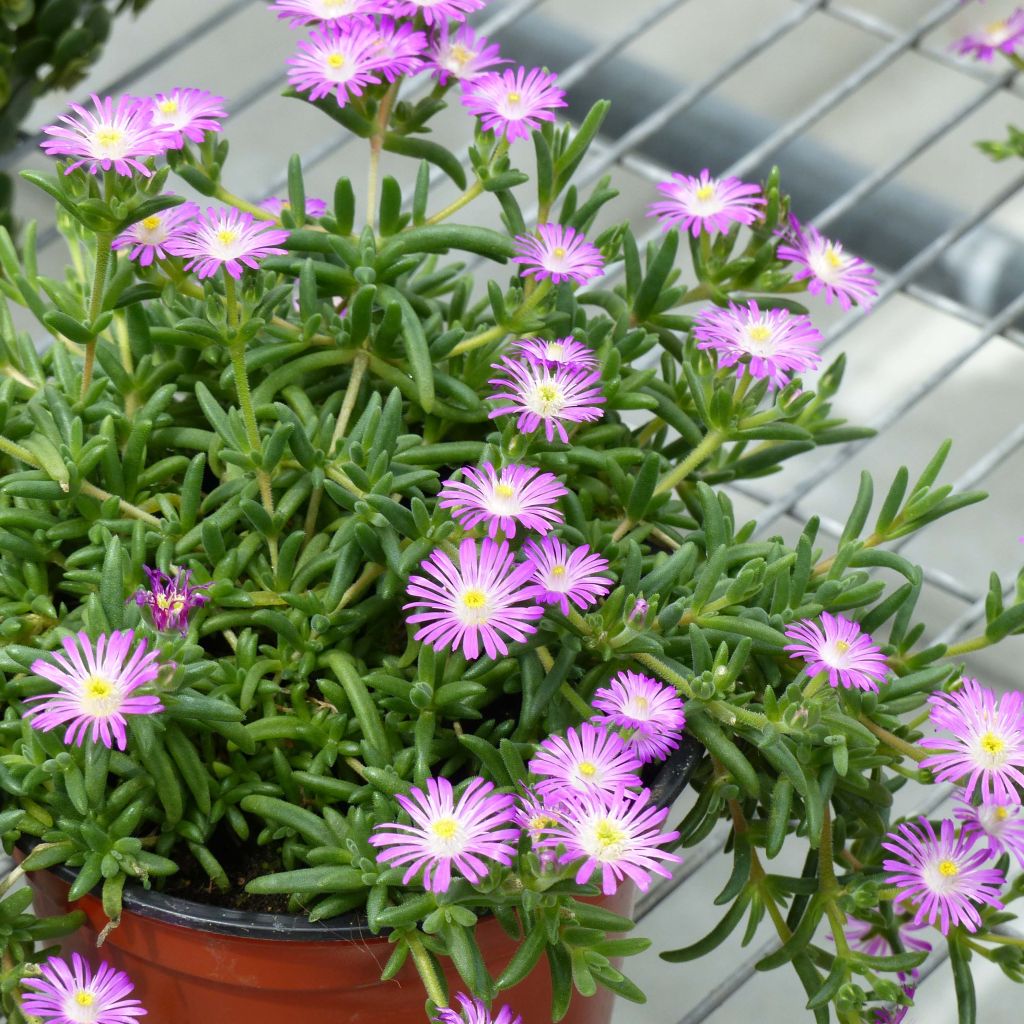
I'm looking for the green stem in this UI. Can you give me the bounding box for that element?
[214,187,276,221]
[367,82,400,231]
[81,232,113,400]
[560,683,593,720]
[653,429,727,496]
[802,671,830,699]
[329,350,369,454]
[406,931,448,1009]
[448,281,553,358]
[943,634,992,658]
[859,715,927,763]
[426,180,484,225]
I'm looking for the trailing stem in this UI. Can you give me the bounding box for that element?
[653,430,727,496]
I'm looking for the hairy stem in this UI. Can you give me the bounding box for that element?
[859,715,928,763]
[653,429,727,496]
[81,232,113,400]
[406,931,448,1008]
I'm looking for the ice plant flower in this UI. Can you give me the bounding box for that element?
[40,94,171,177]
[647,169,765,237]
[368,776,519,892]
[783,612,889,692]
[462,66,567,143]
[693,300,822,389]
[404,537,544,660]
[515,788,561,838]
[269,0,387,25]
[521,536,614,615]
[872,989,915,1024]
[882,816,1005,935]
[389,0,486,27]
[168,207,290,280]
[590,670,686,763]
[529,723,642,801]
[954,794,1024,868]
[776,217,878,310]
[145,88,227,148]
[111,200,199,267]
[539,786,682,895]
[487,356,605,444]
[260,195,329,218]
[133,566,211,634]
[25,631,164,751]
[20,953,146,1024]
[953,10,1024,60]
[434,993,522,1024]
[920,678,1024,805]
[286,22,383,107]
[513,223,605,286]
[437,462,567,539]
[514,336,598,372]
[428,22,507,85]
[367,18,427,81]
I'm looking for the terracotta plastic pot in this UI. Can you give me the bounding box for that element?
[28,736,704,1024]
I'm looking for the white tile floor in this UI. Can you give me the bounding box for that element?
[5,1,1024,1021]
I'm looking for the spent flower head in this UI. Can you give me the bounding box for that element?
[521,535,614,615]
[529,723,642,801]
[168,206,290,280]
[513,223,605,286]
[25,631,164,751]
[133,566,212,634]
[428,22,507,84]
[112,200,199,267]
[591,671,686,764]
[784,612,889,692]
[286,22,384,106]
[20,953,146,1024]
[368,776,519,892]
[462,67,567,143]
[146,88,227,148]
[648,169,765,236]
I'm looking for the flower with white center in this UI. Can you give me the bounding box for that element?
[167,206,290,280]
[783,611,889,692]
[270,0,388,25]
[521,535,614,615]
[776,216,878,310]
[590,670,686,764]
[953,10,1024,61]
[514,336,598,372]
[428,22,508,84]
[529,723,642,802]
[512,222,605,286]
[954,792,1024,868]
[112,199,199,267]
[20,953,146,1024]
[286,21,384,107]
[145,88,227,148]
[648,169,765,236]
[462,66,567,143]
[434,993,522,1024]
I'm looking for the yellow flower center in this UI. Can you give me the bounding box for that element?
[824,245,844,269]
[216,228,239,247]
[980,731,1006,756]
[552,246,566,258]
[695,183,715,201]
[508,91,521,103]
[997,806,1010,821]
[835,639,850,653]
[96,128,123,147]
[141,215,161,231]
[495,483,515,498]
[327,53,346,69]
[85,677,113,700]
[462,589,487,609]
[551,565,566,577]
[158,99,178,115]
[578,761,597,777]
[156,594,185,613]
[529,813,557,830]
[937,859,959,878]
[634,696,649,710]
[74,991,95,1007]
[594,819,626,850]
[431,817,458,840]
[451,43,475,65]
[748,324,771,343]
[547,343,564,358]
[538,384,559,403]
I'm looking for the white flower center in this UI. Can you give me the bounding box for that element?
[689,181,723,214]
[209,226,243,259]
[63,988,101,1024]
[973,729,1010,768]
[742,322,776,355]
[808,242,849,284]
[923,856,961,896]
[978,803,1012,836]
[582,817,629,861]
[80,675,121,718]
[545,342,565,360]
[485,481,522,516]
[624,695,651,721]
[136,214,167,244]
[527,380,567,419]
[324,51,355,81]
[544,564,571,592]
[427,815,467,856]
[821,638,852,668]
[986,20,1013,44]
[92,126,127,159]
[457,587,493,626]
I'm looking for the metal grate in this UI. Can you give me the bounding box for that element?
[9,1,1024,1021]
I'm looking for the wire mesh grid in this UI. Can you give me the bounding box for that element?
[8,0,1024,1020]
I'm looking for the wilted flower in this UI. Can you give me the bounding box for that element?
[694,300,822,389]
[920,678,1024,805]
[434,993,522,1024]
[146,88,227,148]
[438,463,567,539]
[539,786,682,895]
[132,566,211,634]
[513,223,605,286]
[514,337,598,372]
[41,94,171,177]
[286,22,384,107]
[521,535,614,615]
[462,67,567,143]
[404,537,544,660]
[168,206,290,280]
[112,200,199,267]
[776,216,878,310]
[591,671,686,763]
[428,22,507,84]
[953,10,1024,60]
[647,169,765,236]
[955,793,1024,867]
[20,953,146,1024]
[25,631,163,751]
[529,723,642,801]
[783,612,889,692]
[369,776,519,892]
[882,816,1004,934]
[487,356,605,444]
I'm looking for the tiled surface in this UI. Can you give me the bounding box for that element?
[5,1,1024,1021]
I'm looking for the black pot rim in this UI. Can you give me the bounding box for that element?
[28,735,705,943]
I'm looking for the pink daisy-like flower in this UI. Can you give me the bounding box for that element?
[287,22,383,107]
[514,337,598,373]
[882,817,1004,935]
[513,223,605,286]
[462,66,567,143]
[521,536,614,616]
[270,0,387,25]
[428,22,507,85]
[437,462,567,539]
[167,207,289,280]
[529,723,642,801]
[487,356,605,444]
[435,994,522,1024]
[145,89,226,148]
[920,678,1024,806]
[40,94,171,177]
[260,195,329,218]
[539,786,681,896]
[367,17,427,81]
[954,793,1024,869]
[776,217,878,310]
[647,169,765,237]
[25,632,163,752]
[20,953,145,1024]
[693,300,822,389]
[368,776,519,893]
[953,10,1024,60]
[404,537,544,661]
[783,612,889,692]
[132,566,211,634]
[590,671,686,764]
[111,199,199,267]
[389,0,486,27]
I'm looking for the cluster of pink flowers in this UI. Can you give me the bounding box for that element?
[370,670,685,898]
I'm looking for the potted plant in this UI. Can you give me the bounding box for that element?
[1,3,1023,1023]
